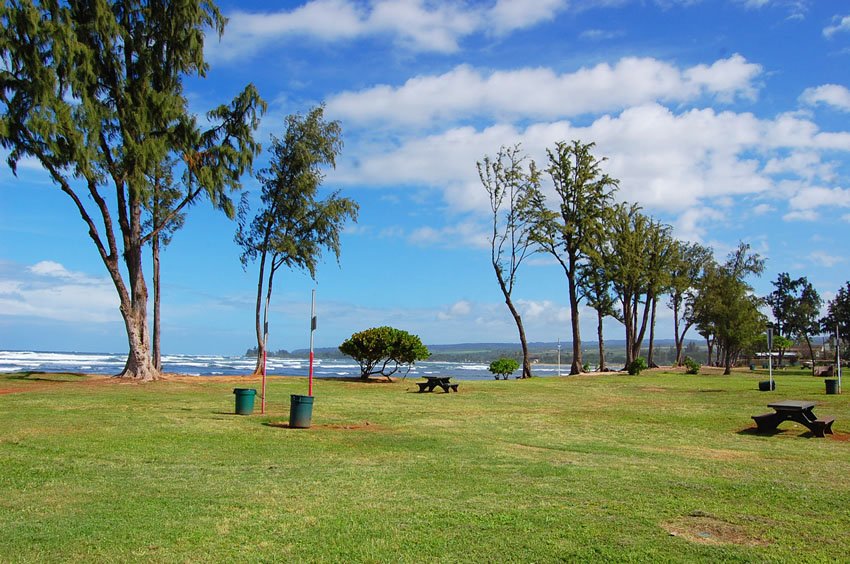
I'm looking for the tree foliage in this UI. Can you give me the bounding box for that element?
[1,0,265,380]
[237,106,357,374]
[488,358,519,380]
[477,145,539,378]
[690,243,766,374]
[525,140,618,374]
[767,273,822,373]
[339,327,430,380]
[821,281,850,353]
[667,242,713,365]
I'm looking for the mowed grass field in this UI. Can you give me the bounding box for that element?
[1,368,848,562]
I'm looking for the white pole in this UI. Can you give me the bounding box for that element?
[837,325,842,394]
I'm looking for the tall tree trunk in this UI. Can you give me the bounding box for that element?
[647,296,657,367]
[705,336,713,366]
[568,268,582,374]
[596,309,606,371]
[506,296,532,378]
[152,232,162,371]
[116,239,157,381]
[804,334,816,376]
[254,258,279,376]
[253,249,269,374]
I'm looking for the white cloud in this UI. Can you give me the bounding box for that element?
[809,251,845,267]
[824,14,850,38]
[800,84,850,112]
[787,186,850,211]
[408,221,490,249]
[0,261,118,323]
[489,0,567,34]
[206,0,567,62]
[753,203,775,215]
[782,209,818,221]
[437,299,473,320]
[327,55,762,126]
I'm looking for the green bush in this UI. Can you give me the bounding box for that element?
[683,356,701,375]
[339,326,430,380]
[488,358,519,380]
[627,357,647,375]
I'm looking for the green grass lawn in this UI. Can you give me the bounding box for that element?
[1,368,848,562]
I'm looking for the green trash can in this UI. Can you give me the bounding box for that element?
[825,379,838,395]
[289,394,314,428]
[233,388,257,415]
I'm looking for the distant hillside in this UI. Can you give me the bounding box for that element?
[252,339,704,365]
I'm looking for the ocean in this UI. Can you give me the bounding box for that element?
[0,350,563,380]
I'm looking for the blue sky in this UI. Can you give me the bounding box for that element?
[2,0,850,355]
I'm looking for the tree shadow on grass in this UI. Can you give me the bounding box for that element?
[6,371,89,382]
[737,427,823,439]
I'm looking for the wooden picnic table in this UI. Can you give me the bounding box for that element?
[752,400,835,437]
[416,376,459,393]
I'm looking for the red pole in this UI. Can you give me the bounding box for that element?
[308,289,316,397]
[261,347,267,414]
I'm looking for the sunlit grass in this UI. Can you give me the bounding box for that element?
[1,368,848,562]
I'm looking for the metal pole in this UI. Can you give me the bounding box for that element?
[308,289,316,397]
[838,325,842,394]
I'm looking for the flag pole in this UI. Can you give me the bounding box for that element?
[309,289,316,397]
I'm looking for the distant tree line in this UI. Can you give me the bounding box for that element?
[479,141,847,376]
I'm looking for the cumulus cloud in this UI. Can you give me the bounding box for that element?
[206,0,567,62]
[0,261,118,323]
[824,14,850,38]
[327,55,762,126]
[800,84,850,112]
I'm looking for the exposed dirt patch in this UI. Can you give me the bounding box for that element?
[266,420,382,431]
[663,511,769,547]
[640,386,668,393]
[646,445,751,462]
[829,431,850,442]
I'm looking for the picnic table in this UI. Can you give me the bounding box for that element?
[752,400,835,437]
[416,376,459,393]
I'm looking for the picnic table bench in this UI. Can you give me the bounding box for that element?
[416,376,459,393]
[752,400,835,437]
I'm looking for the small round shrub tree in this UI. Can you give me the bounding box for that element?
[339,326,430,380]
[683,356,701,375]
[488,358,519,380]
[627,356,647,375]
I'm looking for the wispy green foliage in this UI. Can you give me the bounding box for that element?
[1,0,265,379]
[237,105,358,374]
[525,140,618,374]
[478,144,539,378]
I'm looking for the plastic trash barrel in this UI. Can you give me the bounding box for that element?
[289,394,314,428]
[758,380,775,391]
[233,388,257,415]
[825,379,838,395]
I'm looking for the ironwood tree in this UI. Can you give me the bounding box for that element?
[1,0,265,380]
[599,203,665,367]
[667,242,713,365]
[237,106,358,375]
[690,243,766,375]
[525,141,618,374]
[767,273,822,373]
[477,145,539,379]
